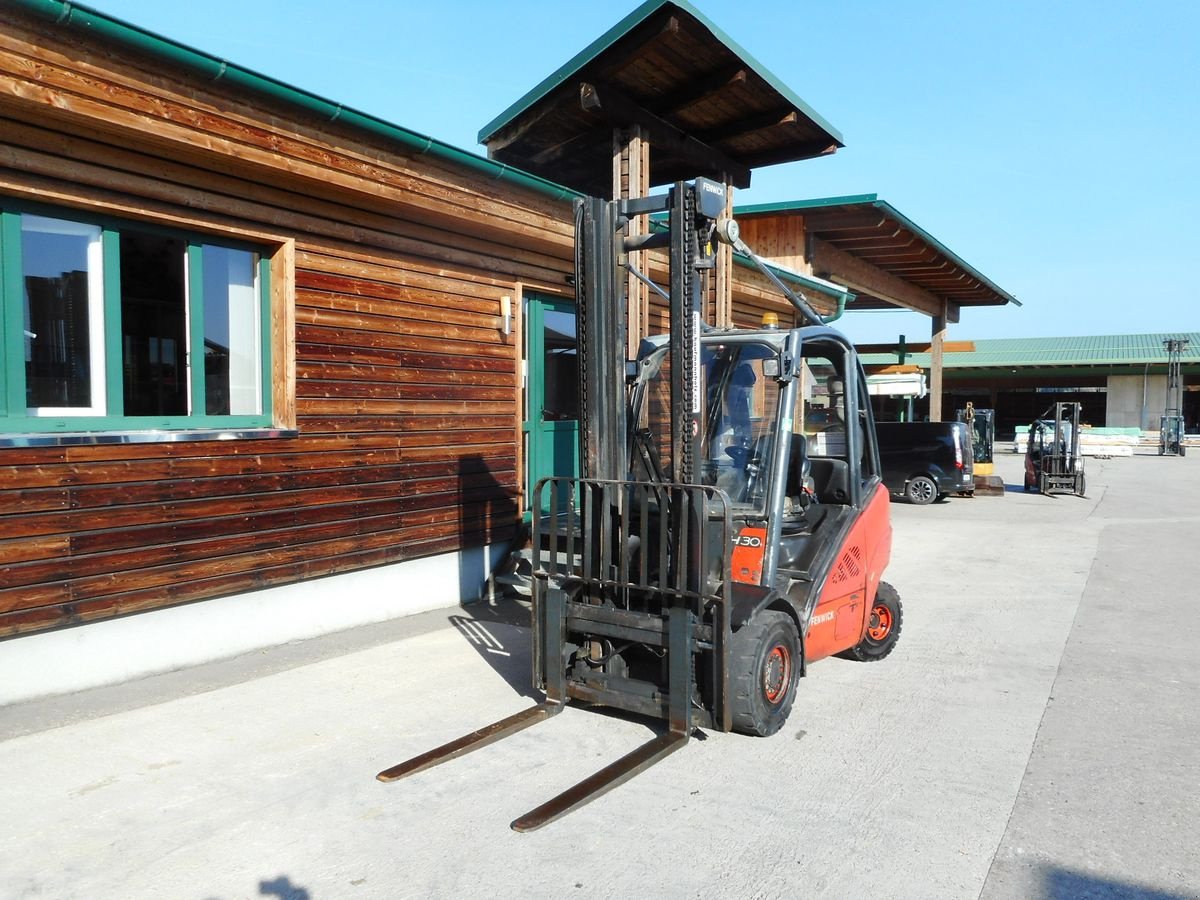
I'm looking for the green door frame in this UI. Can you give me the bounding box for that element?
[523,293,579,518]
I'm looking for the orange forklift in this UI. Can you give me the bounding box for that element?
[377,179,901,830]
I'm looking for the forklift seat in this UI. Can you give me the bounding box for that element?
[786,433,813,496]
[809,456,850,504]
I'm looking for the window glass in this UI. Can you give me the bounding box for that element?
[203,246,260,415]
[797,354,846,458]
[119,230,187,416]
[540,309,578,421]
[21,216,104,414]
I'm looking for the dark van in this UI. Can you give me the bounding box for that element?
[875,421,974,504]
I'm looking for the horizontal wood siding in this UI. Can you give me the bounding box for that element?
[0,14,572,637]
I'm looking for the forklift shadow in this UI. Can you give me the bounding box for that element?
[447,612,542,702]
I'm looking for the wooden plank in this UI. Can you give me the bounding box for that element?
[0,512,516,613]
[3,483,517,571]
[0,37,575,249]
[0,113,573,280]
[297,343,513,372]
[0,472,519,543]
[0,125,571,289]
[272,238,297,430]
[295,323,512,359]
[293,302,505,345]
[297,361,513,387]
[0,530,506,638]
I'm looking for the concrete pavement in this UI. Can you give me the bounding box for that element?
[2,451,1198,899]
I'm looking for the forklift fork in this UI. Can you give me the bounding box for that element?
[376,582,697,832]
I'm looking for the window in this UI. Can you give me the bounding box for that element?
[1,204,272,435]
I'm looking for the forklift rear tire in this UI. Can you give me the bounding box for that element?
[839,582,903,663]
[905,475,937,505]
[730,611,800,737]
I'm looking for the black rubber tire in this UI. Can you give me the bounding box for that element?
[1078,472,1086,497]
[840,582,903,663]
[730,611,800,737]
[905,475,937,505]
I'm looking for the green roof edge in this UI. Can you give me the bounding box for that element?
[11,0,582,204]
[477,0,845,149]
[735,195,1021,308]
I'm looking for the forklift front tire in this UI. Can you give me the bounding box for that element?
[839,582,903,663]
[730,611,800,737]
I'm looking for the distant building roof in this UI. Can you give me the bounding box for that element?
[861,333,1200,371]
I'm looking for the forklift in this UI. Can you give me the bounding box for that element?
[1160,337,1189,456]
[377,179,901,831]
[1024,402,1086,496]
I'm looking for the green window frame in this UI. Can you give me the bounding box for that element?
[0,202,273,435]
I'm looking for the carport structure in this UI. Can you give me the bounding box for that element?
[734,195,1021,418]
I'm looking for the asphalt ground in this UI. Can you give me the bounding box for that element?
[1,450,1197,899]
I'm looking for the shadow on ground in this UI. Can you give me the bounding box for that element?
[1042,865,1192,900]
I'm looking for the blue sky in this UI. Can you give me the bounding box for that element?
[85,0,1199,345]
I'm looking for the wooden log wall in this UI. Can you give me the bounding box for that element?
[0,13,574,638]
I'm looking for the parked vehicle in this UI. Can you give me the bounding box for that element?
[875,421,973,504]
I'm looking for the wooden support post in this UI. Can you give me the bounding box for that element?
[615,126,650,356]
[930,303,947,421]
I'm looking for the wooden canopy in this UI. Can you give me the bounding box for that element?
[735,195,1020,319]
[478,0,843,196]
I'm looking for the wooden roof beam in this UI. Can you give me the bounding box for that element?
[798,211,890,233]
[695,108,798,144]
[579,81,751,188]
[650,65,748,116]
[810,237,943,317]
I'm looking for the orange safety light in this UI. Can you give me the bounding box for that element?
[761,312,779,328]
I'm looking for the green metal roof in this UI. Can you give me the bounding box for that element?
[478,0,844,148]
[860,333,1200,370]
[735,195,1020,309]
[10,0,580,203]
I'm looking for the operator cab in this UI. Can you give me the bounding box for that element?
[630,324,881,585]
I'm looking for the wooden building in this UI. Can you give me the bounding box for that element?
[0,0,859,702]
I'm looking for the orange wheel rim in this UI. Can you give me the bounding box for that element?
[763,644,791,704]
[867,605,893,642]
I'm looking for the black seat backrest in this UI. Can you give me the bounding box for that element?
[809,457,850,504]
[785,433,811,496]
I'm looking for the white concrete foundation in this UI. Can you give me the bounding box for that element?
[0,543,506,707]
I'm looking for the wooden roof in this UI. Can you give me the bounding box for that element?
[478,0,843,196]
[735,195,1020,313]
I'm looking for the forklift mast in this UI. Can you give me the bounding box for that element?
[575,179,728,486]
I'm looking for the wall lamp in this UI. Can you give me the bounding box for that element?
[500,295,512,336]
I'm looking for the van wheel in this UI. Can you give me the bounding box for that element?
[730,611,800,737]
[905,475,937,505]
[839,582,903,662]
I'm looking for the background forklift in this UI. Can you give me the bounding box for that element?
[1024,401,1086,496]
[1160,337,1189,456]
[377,179,901,831]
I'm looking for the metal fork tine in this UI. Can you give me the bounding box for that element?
[509,731,688,832]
